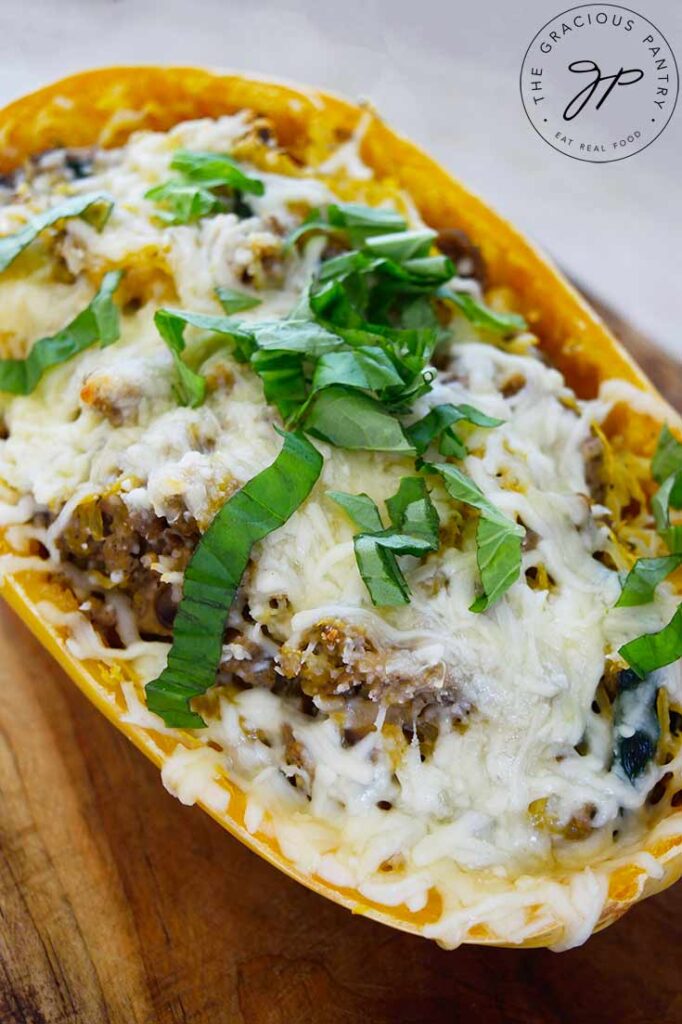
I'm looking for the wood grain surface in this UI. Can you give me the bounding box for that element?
[1,304,681,1024]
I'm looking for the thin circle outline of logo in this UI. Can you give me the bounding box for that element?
[520,3,679,163]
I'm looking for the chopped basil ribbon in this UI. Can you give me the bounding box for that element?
[406,403,504,459]
[0,270,123,394]
[612,668,660,783]
[146,430,323,728]
[364,228,436,261]
[304,386,414,452]
[652,425,682,483]
[170,150,265,195]
[615,555,682,608]
[653,474,682,553]
[144,180,225,225]
[326,491,384,533]
[145,149,264,224]
[619,605,682,679]
[215,286,262,314]
[649,425,682,554]
[0,192,113,273]
[386,475,441,547]
[434,463,524,611]
[616,426,682,675]
[352,532,433,606]
[438,288,526,336]
[312,347,404,395]
[153,308,255,406]
[329,477,439,606]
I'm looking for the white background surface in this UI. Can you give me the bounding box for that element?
[1,0,680,357]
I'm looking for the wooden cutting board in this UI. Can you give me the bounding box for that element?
[1,297,681,1024]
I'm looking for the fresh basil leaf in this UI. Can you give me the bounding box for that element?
[0,270,123,394]
[469,516,524,612]
[652,472,682,554]
[619,605,682,678]
[369,531,434,557]
[170,149,265,196]
[154,308,258,405]
[154,310,207,407]
[283,209,331,249]
[303,385,414,452]
[373,254,453,289]
[616,555,682,608]
[434,462,524,610]
[215,286,261,314]
[0,192,113,273]
[353,534,410,606]
[385,476,440,547]
[317,248,376,285]
[287,202,407,251]
[439,288,526,335]
[250,319,341,355]
[309,277,362,324]
[90,269,124,348]
[434,463,505,522]
[145,430,323,727]
[612,668,659,783]
[364,229,436,261]
[400,295,440,330]
[652,425,682,484]
[327,490,384,533]
[355,530,434,606]
[328,202,406,245]
[145,180,225,224]
[332,475,441,606]
[312,347,403,394]
[154,309,254,350]
[406,403,503,457]
[250,349,307,418]
[399,255,454,281]
[436,429,468,459]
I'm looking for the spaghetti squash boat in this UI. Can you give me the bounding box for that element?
[0,68,681,951]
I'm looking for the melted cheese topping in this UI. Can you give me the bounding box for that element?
[0,113,679,950]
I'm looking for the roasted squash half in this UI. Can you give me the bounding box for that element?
[0,67,680,950]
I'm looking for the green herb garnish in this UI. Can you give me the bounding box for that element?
[325,491,384,533]
[406,402,504,459]
[652,424,682,483]
[650,426,682,555]
[615,426,682,674]
[144,180,226,225]
[0,192,113,273]
[311,347,404,396]
[153,308,257,406]
[215,286,262,314]
[0,270,123,394]
[145,149,264,225]
[329,476,440,606]
[304,386,414,452]
[385,475,440,548]
[619,605,682,678]
[439,288,527,336]
[352,532,434,606]
[652,473,682,553]
[158,199,523,442]
[434,463,524,611]
[615,555,682,608]
[146,429,322,728]
[170,150,265,195]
